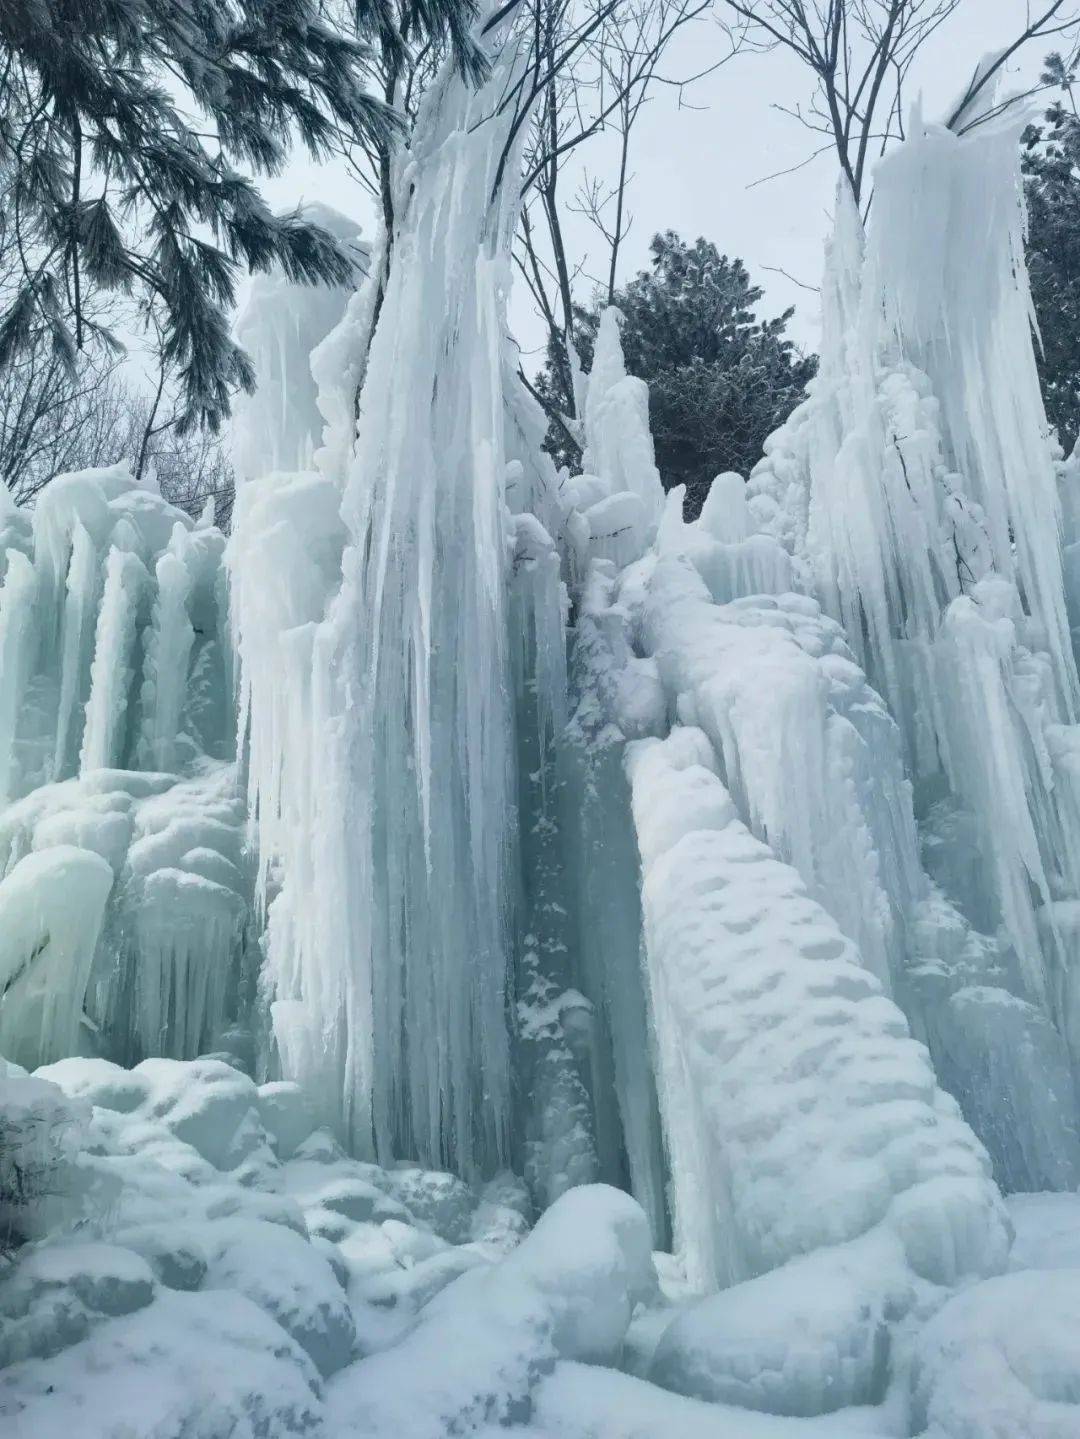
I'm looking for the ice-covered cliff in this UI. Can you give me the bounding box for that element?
[5,36,1080,1439]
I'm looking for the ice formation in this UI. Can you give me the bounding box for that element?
[230,204,368,482]
[0,467,247,1070]
[7,31,1080,1439]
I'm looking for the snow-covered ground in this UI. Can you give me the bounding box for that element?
[6,1053,1080,1438]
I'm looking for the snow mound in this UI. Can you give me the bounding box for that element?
[649,1233,904,1416]
[0,1289,323,1439]
[910,1270,1080,1438]
[326,1183,655,1437]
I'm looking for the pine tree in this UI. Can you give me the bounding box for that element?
[537,231,817,516]
[1023,53,1080,456]
[0,0,470,433]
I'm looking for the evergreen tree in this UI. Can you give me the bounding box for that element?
[537,231,816,516]
[0,0,474,434]
[1023,53,1080,456]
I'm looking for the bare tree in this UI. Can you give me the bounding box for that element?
[510,0,722,451]
[718,1,1080,206]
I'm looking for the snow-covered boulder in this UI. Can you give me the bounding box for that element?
[650,1234,906,1416]
[202,1217,355,1377]
[0,1289,323,1439]
[910,1270,1080,1437]
[0,1242,155,1367]
[325,1184,656,1438]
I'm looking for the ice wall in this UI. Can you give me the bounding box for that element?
[232,31,546,1180]
[0,467,248,1067]
[744,103,1080,1191]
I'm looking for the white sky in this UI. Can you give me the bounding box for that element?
[259,0,1054,360]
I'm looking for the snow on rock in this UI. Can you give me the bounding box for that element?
[626,726,1008,1293]
[325,1183,655,1437]
[526,1360,890,1439]
[0,1289,324,1439]
[909,1270,1080,1438]
[0,1051,551,1434]
[0,1242,156,1367]
[649,1232,905,1416]
[201,1217,355,1377]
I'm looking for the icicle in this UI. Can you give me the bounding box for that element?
[136,542,195,773]
[80,546,149,774]
[0,552,39,805]
[230,204,366,483]
[231,35,542,1178]
[52,522,102,781]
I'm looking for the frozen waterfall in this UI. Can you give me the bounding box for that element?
[8,42,1080,1435]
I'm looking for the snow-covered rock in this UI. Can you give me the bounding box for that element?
[910,1270,1080,1438]
[649,1234,906,1416]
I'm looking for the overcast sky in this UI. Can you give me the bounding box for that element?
[259,0,1056,360]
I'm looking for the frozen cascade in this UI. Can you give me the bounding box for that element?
[233,33,537,1178]
[745,99,1080,1188]
[0,466,248,1066]
[15,61,1080,1434]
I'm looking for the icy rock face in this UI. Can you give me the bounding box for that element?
[0,467,248,1068]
